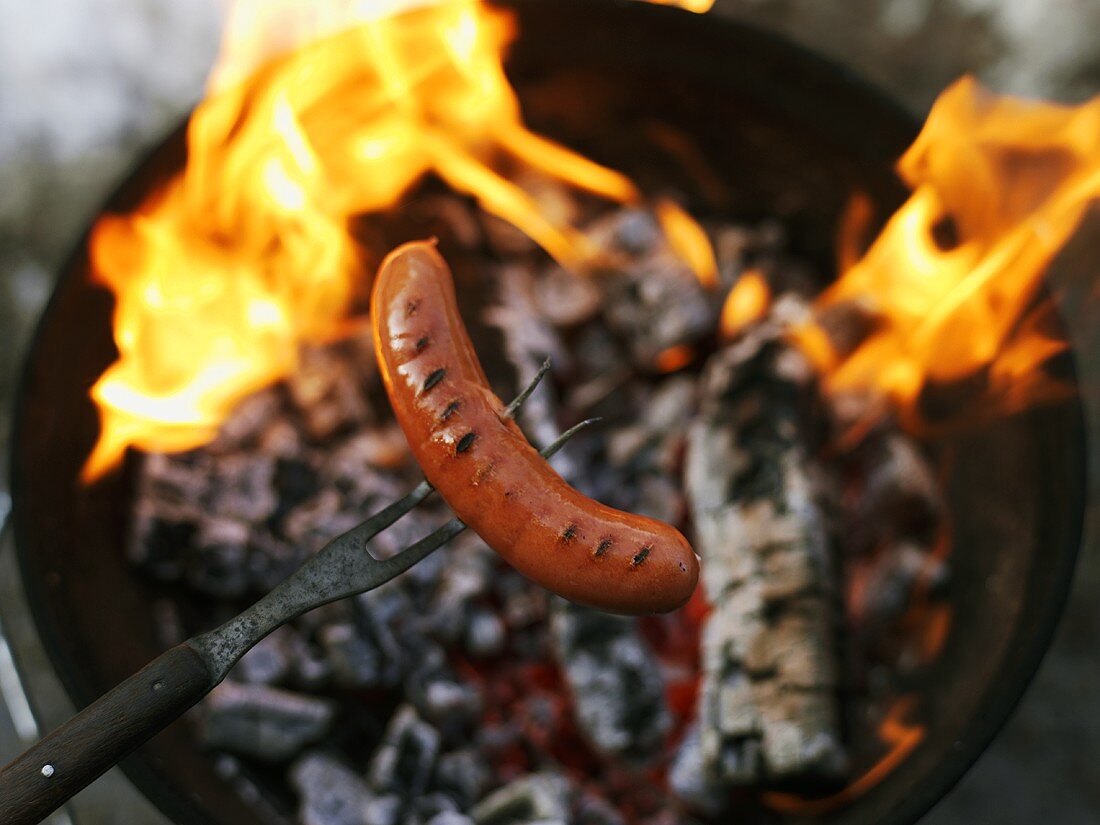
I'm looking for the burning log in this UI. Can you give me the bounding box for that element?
[678,312,847,792]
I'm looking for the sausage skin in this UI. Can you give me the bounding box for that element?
[371,240,699,614]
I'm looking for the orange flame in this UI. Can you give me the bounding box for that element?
[719,269,771,338]
[83,0,714,480]
[645,0,717,12]
[797,76,1095,434]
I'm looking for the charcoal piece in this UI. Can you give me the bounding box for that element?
[291,751,374,825]
[138,450,213,504]
[232,626,293,685]
[319,622,391,689]
[471,772,573,825]
[415,194,483,249]
[575,794,625,825]
[550,598,670,761]
[198,452,278,523]
[585,208,717,367]
[426,814,475,825]
[208,388,284,452]
[366,705,441,799]
[128,499,196,581]
[363,795,402,825]
[247,529,306,593]
[285,627,334,689]
[531,264,602,327]
[853,540,949,628]
[681,317,846,786]
[421,679,483,728]
[414,792,462,821]
[287,342,373,440]
[200,681,335,761]
[851,433,942,546]
[282,490,359,556]
[435,749,492,810]
[464,607,506,658]
[482,264,573,472]
[495,571,548,629]
[326,428,409,504]
[186,517,252,598]
[258,418,303,458]
[274,456,322,516]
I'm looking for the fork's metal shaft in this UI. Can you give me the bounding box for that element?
[0,372,597,825]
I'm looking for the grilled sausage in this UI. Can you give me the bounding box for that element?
[371,240,698,614]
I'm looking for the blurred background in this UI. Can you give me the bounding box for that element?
[1,0,1097,822]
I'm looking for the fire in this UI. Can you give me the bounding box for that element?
[83,0,714,480]
[719,269,771,338]
[797,77,1095,434]
[646,0,717,12]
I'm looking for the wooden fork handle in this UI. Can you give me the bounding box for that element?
[0,643,214,825]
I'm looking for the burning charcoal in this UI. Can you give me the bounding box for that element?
[326,428,409,503]
[415,194,483,249]
[482,214,538,256]
[550,598,670,761]
[421,679,483,729]
[464,607,507,658]
[414,793,462,821]
[137,450,213,504]
[435,749,493,810]
[186,517,252,598]
[532,264,602,327]
[285,627,334,689]
[128,499,196,581]
[273,456,323,517]
[363,796,402,825]
[247,529,307,593]
[201,452,278,523]
[258,418,303,457]
[586,208,717,367]
[200,681,335,761]
[483,264,571,454]
[470,772,573,825]
[232,626,293,685]
[291,751,374,825]
[426,814,475,825]
[288,342,373,440]
[282,490,350,555]
[367,705,441,799]
[208,388,284,452]
[851,433,942,546]
[495,570,548,629]
[682,319,846,786]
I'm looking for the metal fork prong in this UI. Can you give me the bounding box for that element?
[382,415,602,571]
[350,361,555,559]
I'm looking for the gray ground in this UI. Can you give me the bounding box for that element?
[1,0,1098,823]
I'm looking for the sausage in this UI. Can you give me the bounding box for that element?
[371,240,699,614]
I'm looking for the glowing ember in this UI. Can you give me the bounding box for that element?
[797,77,1094,435]
[83,0,713,480]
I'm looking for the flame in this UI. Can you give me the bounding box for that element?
[796,77,1097,434]
[83,0,714,480]
[656,198,719,288]
[645,0,717,12]
[719,269,771,338]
